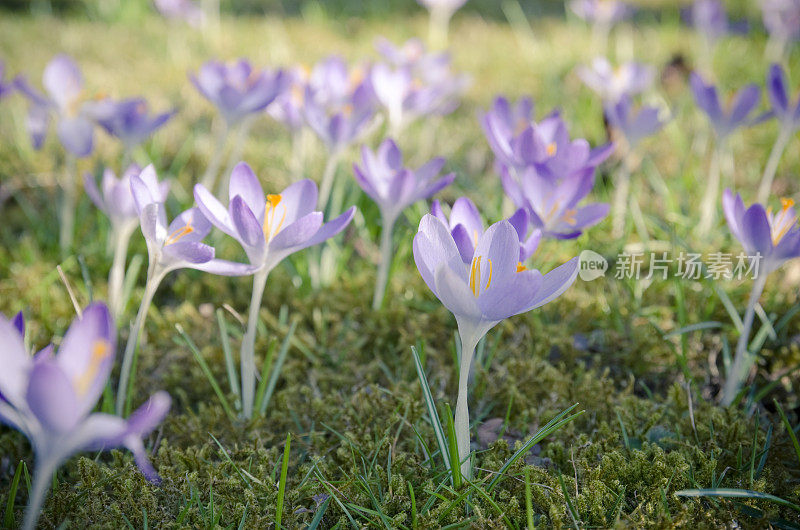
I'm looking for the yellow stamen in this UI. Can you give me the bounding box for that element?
[546,142,557,156]
[263,194,286,242]
[485,259,493,290]
[564,208,577,226]
[516,262,527,273]
[73,340,111,395]
[165,224,194,246]
[469,256,481,297]
[772,197,797,245]
[782,198,795,210]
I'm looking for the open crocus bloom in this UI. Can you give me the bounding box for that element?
[14,54,96,157]
[766,63,800,131]
[689,72,763,140]
[191,60,287,126]
[431,197,540,264]
[84,164,169,232]
[502,165,609,239]
[576,57,655,102]
[194,162,356,273]
[303,82,375,154]
[354,139,454,223]
[723,189,800,274]
[414,214,578,351]
[604,95,668,149]
[131,165,255,278]
[0,303,171,483]
[90,97,176,151]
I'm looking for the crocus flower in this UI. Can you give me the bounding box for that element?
[720,189,800,406]
[576,57,655,102]
[604,95,668,149]
[303,81,375,155]
[84,164,170,318]
[761,0,800,48]
[431,197,540,264]
[191,60,287,126]
[758,63,800,201]
[375,37,428,67]
[14,54,95,157]
[91,97,176,152]
[353,139,455,309]
[684,0,740,43]
[194,162,356,418]
[413,214,578,476]
[569,0,632,26]
[0,303,170,530]
[689,72,763,140]
[115,165,255,415]
[267,66,308,134]
[502,166,609,239]
[154,0,204,26]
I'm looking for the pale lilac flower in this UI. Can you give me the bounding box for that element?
[267,67,308,134]
[576,57,655,102]
[84,164,169,232]
[604,95,669,148]
[689,72,763,140]
[684,0,748,42]
[761,0,800,46]
[766,63,800,131]
[90,97,176,151]
[570,0,633,26]
[0,304,170,530]
[154,0,204,26]
[14,54,96,157]
[303,82,375,154]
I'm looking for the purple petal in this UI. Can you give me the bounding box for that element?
[229,162,266,219]
[526,257,579,311]
[57,115,94,157]
[230,195,265,248]
[433,263,481,320]
[479,269,543,320]
[162,241,215,264]
[767,63,789,116]
[741,204,773,256]
[269,212,324,251]
[0,316,30,408]
[43,54,83,110]
[26,361,81,433]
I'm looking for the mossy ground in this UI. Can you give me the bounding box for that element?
[0,4,799,528]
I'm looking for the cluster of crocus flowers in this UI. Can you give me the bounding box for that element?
[353,139,455,309]
[194,162,356,418]
[369,38,469,136]
[413,213,578,476]
[0,303,170,530]
[758,63,800,202]
[115,165,256,416]
[720,190,800,406]
[191,59,288,191]
[576,57,654,103]
[482,96,612,241]
[690,72,764,236]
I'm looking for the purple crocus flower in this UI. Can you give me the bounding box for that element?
[684,0,736,42]
[761,0,800,46]
[375,37,428,67]
[689,72,763,140]
[14,54,95,157]
[267,67,308,134]
[154,0,204,26]
[569,0,632,26]
[0,303,170,530]
[303,81,375,154]
[431,197,540,264]
[413,213,578,476]
[502,166,609,240]
[191,60,287,126]
[194,162,356,417]
[576,57,655,102]
[354,139,454,224]
[723,189,800,275]
[90,97,176,151]
[766,63,800,130]
[604,95,668,149]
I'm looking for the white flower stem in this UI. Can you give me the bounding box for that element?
[428,7,452,49]
[22,457,57,530]
[372,215,396,311]
[317,151,342,211]
[721,273,768,407]
[757,125,792,204]
[115,267,162,416]
[199,121,230,191]
[108,224,135,321]
[611,156,632,238]
[241,268,269,419]
[454,332,477,480]
[698,143,724,238]
[59,155,77,255]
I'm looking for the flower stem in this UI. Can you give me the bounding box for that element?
[611,157,632,238]
[59,155,77,255]
[217,116,255,197]
[22,458,57,530]
[199,121,230,192]
[115,268,162,416]
[241,268,269,419]
[108,224,135,321]
[372,216,396,311]
[698,143,723,238]
[428,7,452,49]
[721,273,768,407]
[757,125,792,204]
[317,151,341,211]
[453,332,477,480]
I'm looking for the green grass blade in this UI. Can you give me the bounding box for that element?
[257,321,296,416]
[176,324,236,423]
[675,488,800,513]
[488,404,583,491]
[775,400,800,466]
[3,460,23,528]
[525,467,535,530]
[411,345,450,472]
[307,497,331,530]
[216,308,240,401]
[275,432,291,529]
[443,403,462,489]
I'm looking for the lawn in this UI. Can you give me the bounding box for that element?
[0,1,799,527]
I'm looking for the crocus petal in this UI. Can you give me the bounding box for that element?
[27,103,51,150]
[131,166,161,213]
[433,263,481,319]
[162,241,215,264]
[12,312,24,337]
[43,54,83,110]
[451,224,476,263]
[741,204,773,256]
[269,212,324,251]
[722,188,746,243]
[229,162,266,219]
[526,257,579,311]
[473,220,520,287]
[479,269,543,320]
[304,206,356,247]
[729,84,760,126]
[0,316,30,408]
[194,183,237,238]
[192,259,260,276]
[26,361,81,433]
[278,179,318,226]
[767,64,789,116]
[139,202,168,249]
[57,115,94,157]
[230,195,265,248]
